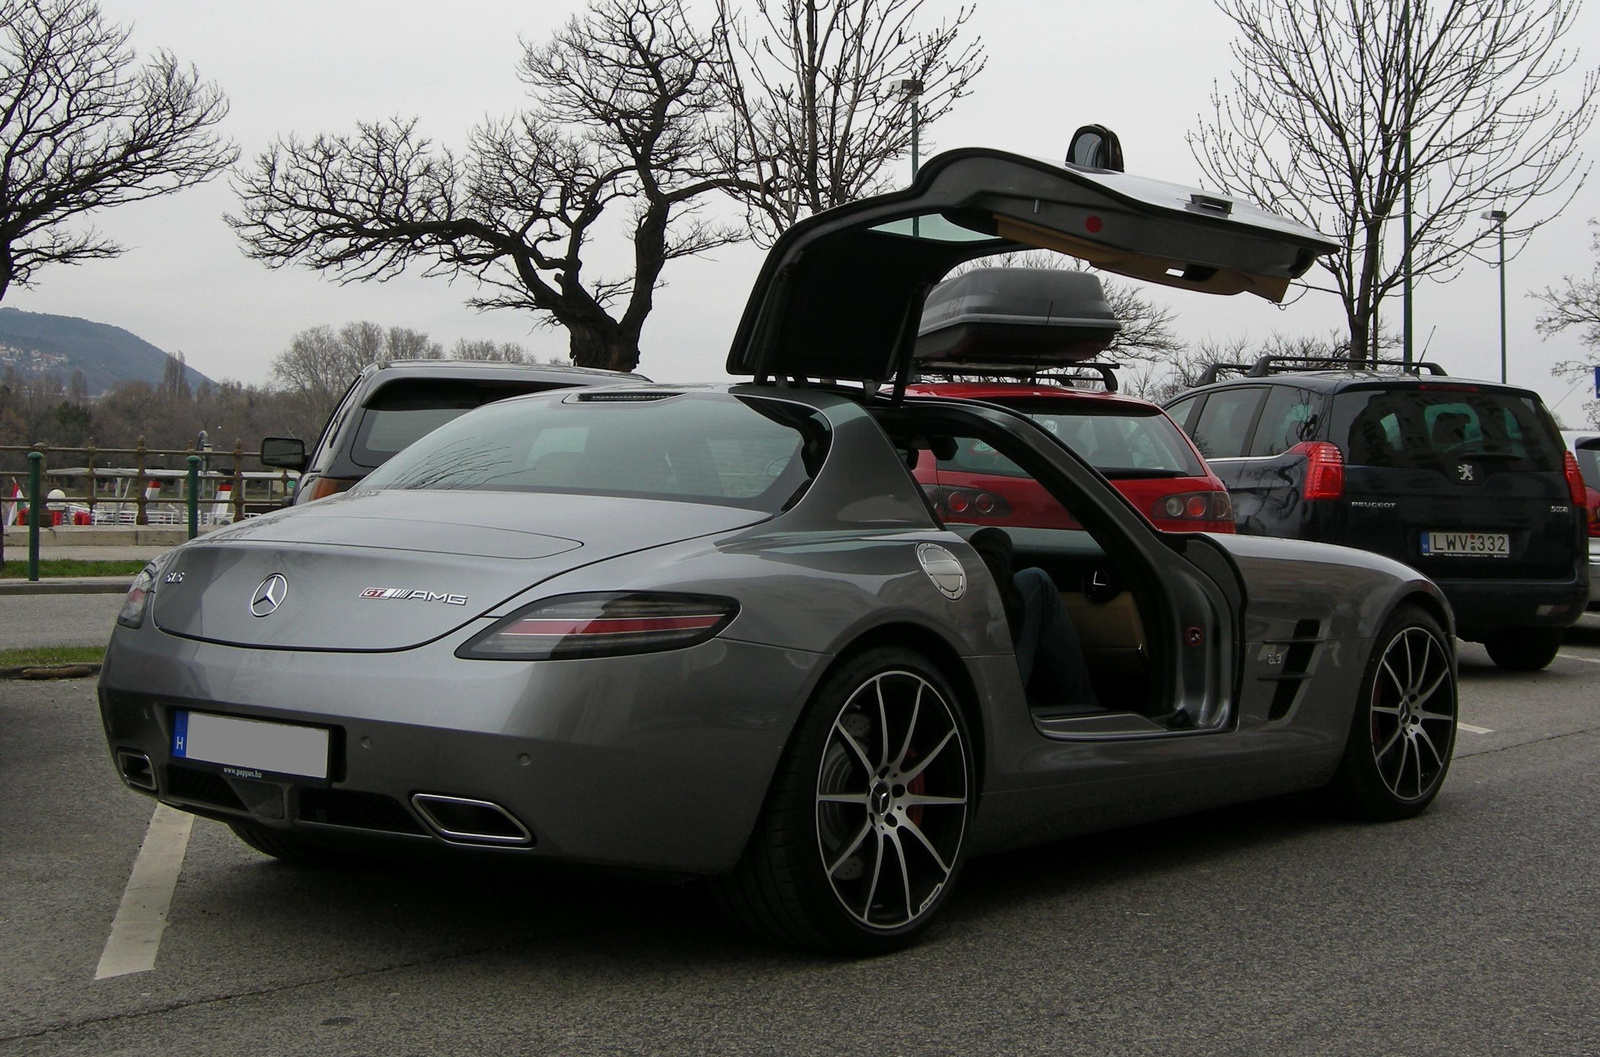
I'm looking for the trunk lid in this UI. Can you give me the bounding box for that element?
[151,490,768,650]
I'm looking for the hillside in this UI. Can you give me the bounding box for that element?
[0,307,215,396]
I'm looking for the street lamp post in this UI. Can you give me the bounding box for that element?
[897,78,924,236]
[1483,209,1508,383]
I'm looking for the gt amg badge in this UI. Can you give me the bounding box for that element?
[250,574,288,617]
[359,588,469,605]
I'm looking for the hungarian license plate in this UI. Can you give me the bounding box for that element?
[1420,531,1510,558]
[171,710,329,780]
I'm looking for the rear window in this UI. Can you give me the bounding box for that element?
[1573,439,1600,489]
[1334,387,1563,471]
[356,391,831,513]
[349,378,579,468]
[936,403,1205,479]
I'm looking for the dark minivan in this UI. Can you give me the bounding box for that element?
[1165,357,1589,670]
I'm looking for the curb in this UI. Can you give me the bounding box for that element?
[0,663,102,680]
[0,578,133,596]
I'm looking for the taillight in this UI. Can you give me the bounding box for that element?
[1584,485,1600,539]
[1292,441,1344,500]
[1151,490,1235,531]
[302,476,355,502]
[456,593,738,660]
[116,562,161,628]
[1563,452,1587,508]
[928,486,1013,520]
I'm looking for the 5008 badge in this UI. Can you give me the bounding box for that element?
[360,588,469,605]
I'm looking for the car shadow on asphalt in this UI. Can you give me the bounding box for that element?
[179,790,1353,970]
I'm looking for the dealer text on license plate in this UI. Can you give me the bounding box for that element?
[1420,531,1510,557]
[171,711,329,779]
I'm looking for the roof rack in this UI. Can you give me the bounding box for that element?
[1195,355,1448,387]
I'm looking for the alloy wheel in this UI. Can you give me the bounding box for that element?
[814,669,969,930]
[1368,625,1455,802]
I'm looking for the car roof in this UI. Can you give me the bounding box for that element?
[359,359,647,384]
[905,380,1162,411]
[1175,370,1547,400]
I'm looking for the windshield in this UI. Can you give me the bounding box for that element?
[356,391,831,513]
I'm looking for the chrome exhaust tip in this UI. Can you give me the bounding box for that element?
[410,794,533,846]
[116,750,157,792]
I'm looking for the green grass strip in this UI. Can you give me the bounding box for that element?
[1,559,148,579]
[0,645,106,667]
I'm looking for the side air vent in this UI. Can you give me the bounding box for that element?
[1267,619,1323,721]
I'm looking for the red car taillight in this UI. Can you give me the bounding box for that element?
[1584,485,1600,539]
[1151,490,1235,531]
[1562,452,1587,509]
[926,486,1014,520]
[1292,441,1344,500]
[456,593,738,660]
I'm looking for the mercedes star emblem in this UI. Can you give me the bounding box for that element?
[250,574,289,617]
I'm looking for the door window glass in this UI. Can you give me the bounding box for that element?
[1189,388,1265,459]
[1248,387,1319,456]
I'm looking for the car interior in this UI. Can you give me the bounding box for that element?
[878,408,1163,726]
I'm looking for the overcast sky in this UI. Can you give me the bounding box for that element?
[9,0,1600,422]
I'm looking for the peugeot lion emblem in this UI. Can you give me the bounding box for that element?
[250,574,289,617]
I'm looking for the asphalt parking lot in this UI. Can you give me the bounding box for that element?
[2,602,1597,1055]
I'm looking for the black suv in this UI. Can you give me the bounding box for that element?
[262,359,645,504]
[1165,356,1590,670]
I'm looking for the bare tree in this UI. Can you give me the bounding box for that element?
[450,339,531,363]
[0,0,235,301]
[269,322,442,432]
[716,0,986,242]
[1135,331,1350,402]
[1191,0,1597,362]
[231,0,738,372]
[1535,218,1600,426]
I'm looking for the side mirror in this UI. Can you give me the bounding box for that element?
[259,437,308,471]
[1067,124,1124,172]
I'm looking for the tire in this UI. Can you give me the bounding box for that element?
[1483,627,1562,671]
[714,646,975,954]
[228,820,364,867]
[1331,605,1457,821]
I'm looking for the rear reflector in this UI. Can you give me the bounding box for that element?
[1292,442,1344,500]
[457,592,738,660]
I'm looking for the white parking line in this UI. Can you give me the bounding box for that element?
[1458,723,1495,735]
[96,804,194,980]
[1561,653,1600,665]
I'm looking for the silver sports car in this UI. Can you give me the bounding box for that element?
[100,148,1459,953]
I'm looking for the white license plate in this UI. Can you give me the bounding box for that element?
[172,711,329,779]
[1420,531,1510,557]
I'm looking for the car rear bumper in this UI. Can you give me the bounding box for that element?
[1435,574,1589,638]
[97,626,826,875]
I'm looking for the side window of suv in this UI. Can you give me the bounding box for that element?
[1189,387,1265,459]
[1248,387,1319,456]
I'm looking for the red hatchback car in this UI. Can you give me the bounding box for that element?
[904,379,1235,533]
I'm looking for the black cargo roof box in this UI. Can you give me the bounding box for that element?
[914,268,1121,371]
